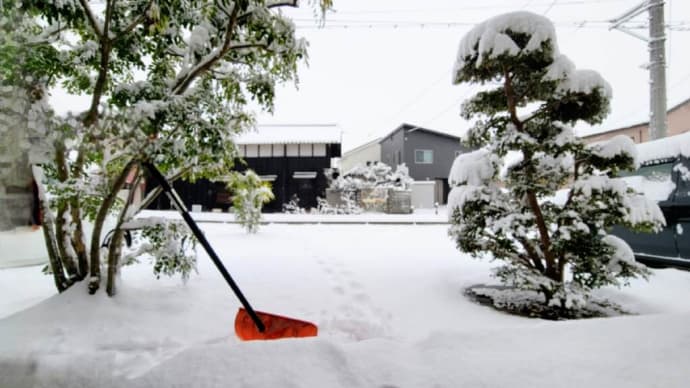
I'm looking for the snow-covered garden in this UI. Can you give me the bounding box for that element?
[3,2,690,387]
[2,222,690,387]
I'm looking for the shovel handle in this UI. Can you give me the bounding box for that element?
[143,163,265,332]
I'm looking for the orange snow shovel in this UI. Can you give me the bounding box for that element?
[235,308,318,340]
[145,163,318,341]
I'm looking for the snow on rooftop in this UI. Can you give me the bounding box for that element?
[577,95,690,138]
[234,124,342,145]
[636,131,690,163]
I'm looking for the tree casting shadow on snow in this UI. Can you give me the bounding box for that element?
[464,284,630,320]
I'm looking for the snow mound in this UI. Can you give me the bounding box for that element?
[589,135,638,166]
[448,148,497,186]
[453,11,557,77]
[556,69,612,99]
[636,131,690,164]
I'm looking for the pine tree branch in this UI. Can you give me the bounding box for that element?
[517,237,546,272]
[503,67,558,280]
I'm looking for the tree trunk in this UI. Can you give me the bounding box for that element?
[41,211,70,292]
[69,203,89,280]
[54,201,80,281]
[88,161,134,294]
[105,228,125,296]
[53,144,80,281]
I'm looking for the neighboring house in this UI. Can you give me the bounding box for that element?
[339,137,381,173]
[148,124,342,212]
[582,97,690,144]
[379,123,470,204]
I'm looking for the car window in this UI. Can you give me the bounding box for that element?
[620,161,676,202]
[620,160,674,179]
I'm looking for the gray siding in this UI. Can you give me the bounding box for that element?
[404,129,467,180]
[380,129,406,169]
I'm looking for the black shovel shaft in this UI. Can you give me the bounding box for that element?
[143,163,265,332]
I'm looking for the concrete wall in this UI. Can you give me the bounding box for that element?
[411,181,435,209]
[339,141,381,173]
[0,126,33,231]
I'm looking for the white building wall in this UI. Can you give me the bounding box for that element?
[339,142,381,173]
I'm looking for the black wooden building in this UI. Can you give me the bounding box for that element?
[147,124,342,212]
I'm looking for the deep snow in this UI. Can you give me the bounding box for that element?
[2,223,690,387]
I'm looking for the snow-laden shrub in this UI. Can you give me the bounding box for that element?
[333,162,413,191]
[121,218,197,282]
[226,170,274,234]
[282,195,306,214]
[316,191,362,215]
[448,11,664,312]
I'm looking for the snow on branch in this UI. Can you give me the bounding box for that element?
[556,69,612,99]
[77,0,104,38]
[453,11,557,77]
[588,135,638,167]
[449,148,498,186]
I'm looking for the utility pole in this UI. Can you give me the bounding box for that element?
[610,0,668,140]
[648,0,667,140]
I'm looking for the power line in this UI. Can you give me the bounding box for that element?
[331,0,628,15]
[294,19,690,30]
[543,0,559,16]
[379,69,453,126]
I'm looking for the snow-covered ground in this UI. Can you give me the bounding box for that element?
[1,223,690,387]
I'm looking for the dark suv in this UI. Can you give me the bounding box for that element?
[612,154,690,269]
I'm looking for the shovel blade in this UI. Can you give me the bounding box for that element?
[235,308,318,341]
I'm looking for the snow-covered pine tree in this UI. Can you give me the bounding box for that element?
[448,11,665,310]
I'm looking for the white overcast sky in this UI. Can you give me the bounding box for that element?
[262,0,690,151]
[50,0,690,152]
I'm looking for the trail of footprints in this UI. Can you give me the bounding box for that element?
[317,258,392,341]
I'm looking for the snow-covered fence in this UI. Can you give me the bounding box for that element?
[326,162,413,213]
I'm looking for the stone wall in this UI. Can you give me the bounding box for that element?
[386,189,412,214]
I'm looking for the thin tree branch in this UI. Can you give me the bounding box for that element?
[78,0,104,38]
[171,4,240,95]
[135,168,190,213]
[267,0,298,9]
[117,0,155,38]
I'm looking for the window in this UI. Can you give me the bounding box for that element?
[299,143,312,157]
[245,144,258,157]
[313,143,326,157]
[273,144,284,157]
[286,144,299,156]
[259,144,272,157]
[415,149,433,164]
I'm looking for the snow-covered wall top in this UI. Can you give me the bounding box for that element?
[453,11,557,80]
[636,131,690,163]
[235,124,342,145]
